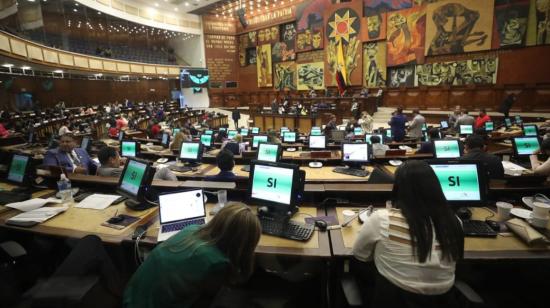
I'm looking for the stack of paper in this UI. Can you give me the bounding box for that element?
[502,161,528,176]
[75,194,121,210]
[8,206,68,223]
[6,198,63,212]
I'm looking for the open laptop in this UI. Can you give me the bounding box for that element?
[157,189,207,242]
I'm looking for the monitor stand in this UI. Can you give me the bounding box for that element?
[125,199,154,211]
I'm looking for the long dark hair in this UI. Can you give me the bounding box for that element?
[393,160,464,262]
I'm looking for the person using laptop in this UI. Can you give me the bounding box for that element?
[370,135,389,157]
[530,138,550,177]
[43,133,97,174]
[204,150,241,182]
[460,135,504,179]
[123,203,261,308]
[416,128,441,154]
[96,146,177,180]
[353,160,464,307]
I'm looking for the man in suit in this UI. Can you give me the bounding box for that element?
[460,135,504,179]
[43,133,97,174]
[231,107,241,129]
[407,108,425,139]
[96,146,177,180]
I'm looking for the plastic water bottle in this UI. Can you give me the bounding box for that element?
[57,174,73,203]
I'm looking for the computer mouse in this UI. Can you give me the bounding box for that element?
[314,220,328,232]
[456,207,472,220]
[486,220,501,232]
[107,215,124,224]
[287,147,297,152]
[389,160,402,166]
[309,162,323,168]
[156,158,169,164]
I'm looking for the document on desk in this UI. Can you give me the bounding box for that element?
[75,194,120,210]
[6,198,63,212]
[8,206,68,223]
[502,161,528,176]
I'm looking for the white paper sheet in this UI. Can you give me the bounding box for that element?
[6,198,63,212]
[75,194,121,210]
[7,206,68,223]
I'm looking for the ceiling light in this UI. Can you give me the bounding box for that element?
[185,2,189,6]
[2,63,13,68]
[155,3,159,7]
[54,70,63,73]
[73,8,77,12]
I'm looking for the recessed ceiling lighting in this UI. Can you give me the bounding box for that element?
[21,66,31,70]
[73,8,77,12]
[175,7,179,11]
[2,63,13,68]
[155,3,159,7]
[54,69,63,73]
[185,2,189,6]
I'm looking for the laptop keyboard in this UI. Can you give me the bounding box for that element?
[161,218,205,233]
[462,220,497,237]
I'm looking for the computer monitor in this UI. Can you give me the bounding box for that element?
[342,143,372,167]
[522,124,538,137]
[161,132,170,148]
[200,134,213,147]
[227,130,238,139]
[440,120,449,129]
[485,121,494,132]
[280,127,290,135]
[173,128,181,135]
[283,131,296,143]
[80,136,91,152]
[504,118,512,128]
[365,134,384,144]
[240,128,249,137]
[219,127,227,133]
[385,129,392,138]
[310,127,322,136]
[459,125,473,135]
[428,161,487,207]
[7,154,30,184]
[120,140,140,158]
[353,127,363,136]
[117,159,155,210]
[118,130,125,142]
[248,161,301,214]
[434,140,461,159]
[515,115,522,125]
[257,142,281,162]
[422,123,428,132]
[204,130,213,135]
[251,127,260,134]
[179,142,203,163]
[309,135,326,150]
[512,136,540,156]
[252,135,268,149]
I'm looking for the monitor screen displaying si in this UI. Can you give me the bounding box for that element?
[283,131,296,143]
[119,159,147,197]
[353,127,363,136]
[200,134,213,147]
[121,141,137,157]
[513,137,540,156]
[7,154,29,183]
[434,140,461,159]
[250,163,296,207]
[429,163,482,202]
[251,127,260,134]
[280,127,289,135]
[504,118,512,127]
[227,130,238,139]
[523,125,538,137]
[179,142,201,161]
[252,135,268,148]
[460,125,473,135]
[257,143,280,162]
[365,134,384,144]
[204,130,213,135]
[440,121,449,129]
[240,128,249,137]
[342,143,370,163]
[310,127,322,136]
[485,121,494,132]
[309,135,326,149]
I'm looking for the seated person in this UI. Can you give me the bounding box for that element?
[169,131,191,152]
[416,128,440,154]
[58,120,73,136]
[204,150,240,182]
[150,120,162,138]
[222,134,246,155]
[123,203,260,308]
[108,120,119,138]
[460,135,504,179]
[214,130,228,144]
[97,146,177,180]
[267,129,282,144]
[353,160,463,307]
[43,133,97,174]
[0,120,10,138]
[530,138,550,177]
[370,135,389,157]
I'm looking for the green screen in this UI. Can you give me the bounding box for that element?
[354,127,363,135]
[240,128,249,136]
[253,136,268,148]
[515,137,540,155]
[460,125,473,134]
[485,122,493,131]
[204,130,213,135]
[430,164,481,201]
[251,127,260,134]
[386,130,392,138]
[311,127,322,136]
[251,164,294,205]
[200,134,212,146]
[280,127,289,135]
[283,132,296,143]
[121,142,137,157]
[228,130,237,139]
[523,126,537,136]
[180,143,200,160]
[173,128,181,135]
[8,155,28,183]
[257,144,279,162]
[435,140,461,158]
[120,160,147,196]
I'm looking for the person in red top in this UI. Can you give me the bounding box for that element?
[150,120,161,138]
[108,120,119,138]
[474,108,491,129]
[0,121,9,138]
[115,115,128,130]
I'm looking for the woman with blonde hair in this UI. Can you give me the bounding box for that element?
[124,202,261,308]
[170,131,185,151]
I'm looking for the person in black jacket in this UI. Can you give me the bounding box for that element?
[499,93,516,118]
[231,107,241,129]
[460,135,504,179]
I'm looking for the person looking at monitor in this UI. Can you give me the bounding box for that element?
[358,111,374,134]
[96,146,177,180]
[324,114,337,134]
[222,134,245,155]
[416,128,441,154]
[408,109,425,139]
[170,130,192,151]
[460,135,504,179]
[43,133,97,174]
[370,135,389,156]
[388,107,407,142]
[474,109,491,129]
[353,160,464,307]
[124,203,260,307]
[530,138,550,176]
[205,149,240,182]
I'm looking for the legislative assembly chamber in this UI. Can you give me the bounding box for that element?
[0,0,550,307]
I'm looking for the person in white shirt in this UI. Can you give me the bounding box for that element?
[58,120,73,136]
[370,135,389,156]
[530,138,550,177]
[408,108,425,139]
[353,160,463,306]
[358,111,374,133]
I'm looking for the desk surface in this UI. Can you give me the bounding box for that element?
[135,204,331,257]
[328,206,550,260]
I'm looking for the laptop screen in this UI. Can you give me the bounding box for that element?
[251,127,260,134]
[240,128,249,137]
[430,164,481,202]
[434,140,461,158]
[159,190,206,224]
[200,134,213,147]
[353,127,363,135]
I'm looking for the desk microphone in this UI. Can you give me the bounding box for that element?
[341,206,373,227]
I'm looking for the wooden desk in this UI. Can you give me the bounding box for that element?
[328,207,550,260]
[135,204,331,257]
